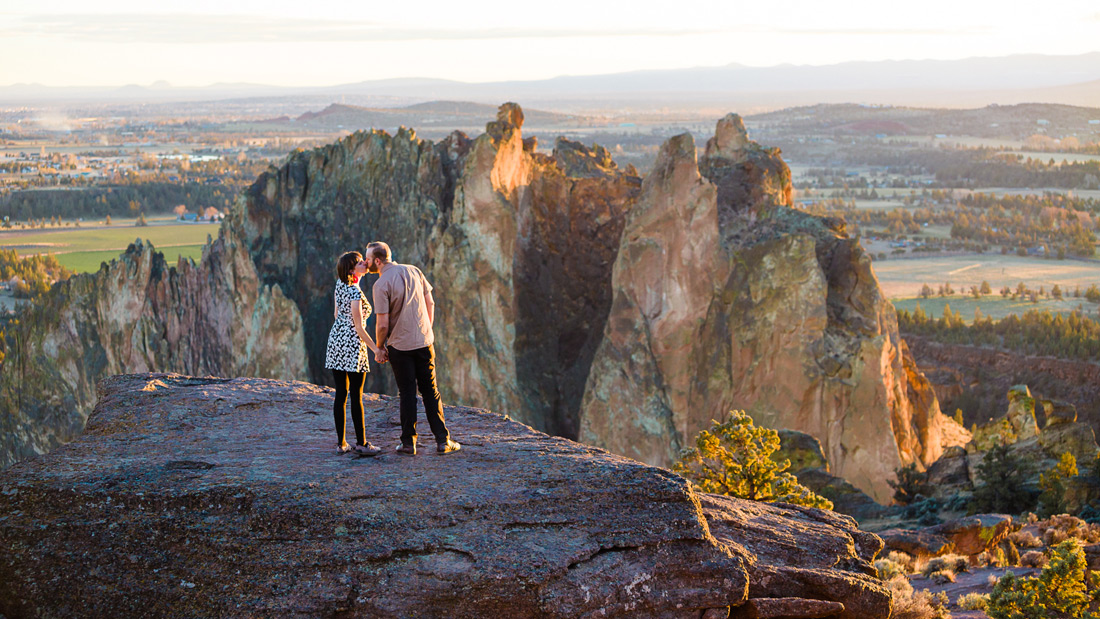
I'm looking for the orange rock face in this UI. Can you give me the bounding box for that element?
[580,114,968,501]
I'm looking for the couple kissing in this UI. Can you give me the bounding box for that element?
[323,241,461,457]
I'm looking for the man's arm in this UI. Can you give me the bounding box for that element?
[375,313,389,350]
[424,290,435,326]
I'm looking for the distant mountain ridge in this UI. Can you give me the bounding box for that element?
[283,101,584,131]
[4,52,1100,109]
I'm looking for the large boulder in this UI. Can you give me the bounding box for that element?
[0,373,890,619]
[878,514,1013,559]
[777,429,830,473]
[928,514,1014,557]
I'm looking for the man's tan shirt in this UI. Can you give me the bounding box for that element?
[373,262,434,351]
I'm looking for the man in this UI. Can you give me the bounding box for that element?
[366,241,461,455]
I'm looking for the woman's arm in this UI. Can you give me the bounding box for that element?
[351,301,379,353]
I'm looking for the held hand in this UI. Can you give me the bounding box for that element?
[374,348,388,364]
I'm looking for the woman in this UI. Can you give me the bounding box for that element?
[324,251,382,456]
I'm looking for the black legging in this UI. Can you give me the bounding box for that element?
[332,369,366,446]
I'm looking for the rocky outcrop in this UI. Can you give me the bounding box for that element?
[879,514,1013,560]
[3,105,957,506]
[579,114,967,501]
[0,373,890,619]
[0,235,306,468]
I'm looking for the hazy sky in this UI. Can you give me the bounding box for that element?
[3,0,1100,86]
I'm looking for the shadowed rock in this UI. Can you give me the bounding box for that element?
[0,373,889,619]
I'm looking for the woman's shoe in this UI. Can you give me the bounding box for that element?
[336,442,351,455]
[352,443,382,457]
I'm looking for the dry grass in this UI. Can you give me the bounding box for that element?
[1009,530,1042,548]
[887,576,951,619]
[921,554,969,577]
[1020,550,1048,568]
[1037,514,1100,545]
[929,569,956,584]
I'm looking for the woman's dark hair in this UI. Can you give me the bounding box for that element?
[336,251,362,284]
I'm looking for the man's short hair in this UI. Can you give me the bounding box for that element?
[366,241,391,262]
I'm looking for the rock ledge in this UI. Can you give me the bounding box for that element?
[0,374,888,618]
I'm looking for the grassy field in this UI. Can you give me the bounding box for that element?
[53,245,207,272]
[0,222,218,253]
[872,254,1100,299]
[892,295,1100,322]
[0,220,220,273]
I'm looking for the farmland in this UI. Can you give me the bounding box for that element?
[0,217,219,273]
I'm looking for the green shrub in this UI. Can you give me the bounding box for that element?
[891,463,932,505]
[673,410,832,509]
[957,592,989,611]
[1038,452,1078,517]
[875,558,907,580]
[971,442,1036,514]
[986,540,1100,619]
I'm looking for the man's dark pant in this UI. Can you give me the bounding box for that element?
[387,344,450,447]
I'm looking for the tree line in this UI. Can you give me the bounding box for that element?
[898,306,1100,362]
[0,182,232,221]
[0,249,73,299]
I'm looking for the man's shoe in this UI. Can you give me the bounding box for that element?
[352,443,381,457]
[336,442,351,455]
[437,439,462,455]
[394,443,417,456]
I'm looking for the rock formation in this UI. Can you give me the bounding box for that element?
[0,373,891,619]
[579,114,968,501]
[0,235,306,468]
[2,104,960,505]
[911,385,1100,514]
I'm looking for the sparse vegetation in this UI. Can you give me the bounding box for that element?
[887,575,951,619]
[1020,550,1048,568]
[957,592,990,611]
[986,539,1100,619]
[1010,530,1043,549]
[673,410,833,509]
[922,554,969,577]
[875,557,907,580]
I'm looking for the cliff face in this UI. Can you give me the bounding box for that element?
[2,104,959,504]
[0,232,306,468]
[0,373,890,618]
[579,115,968,501]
